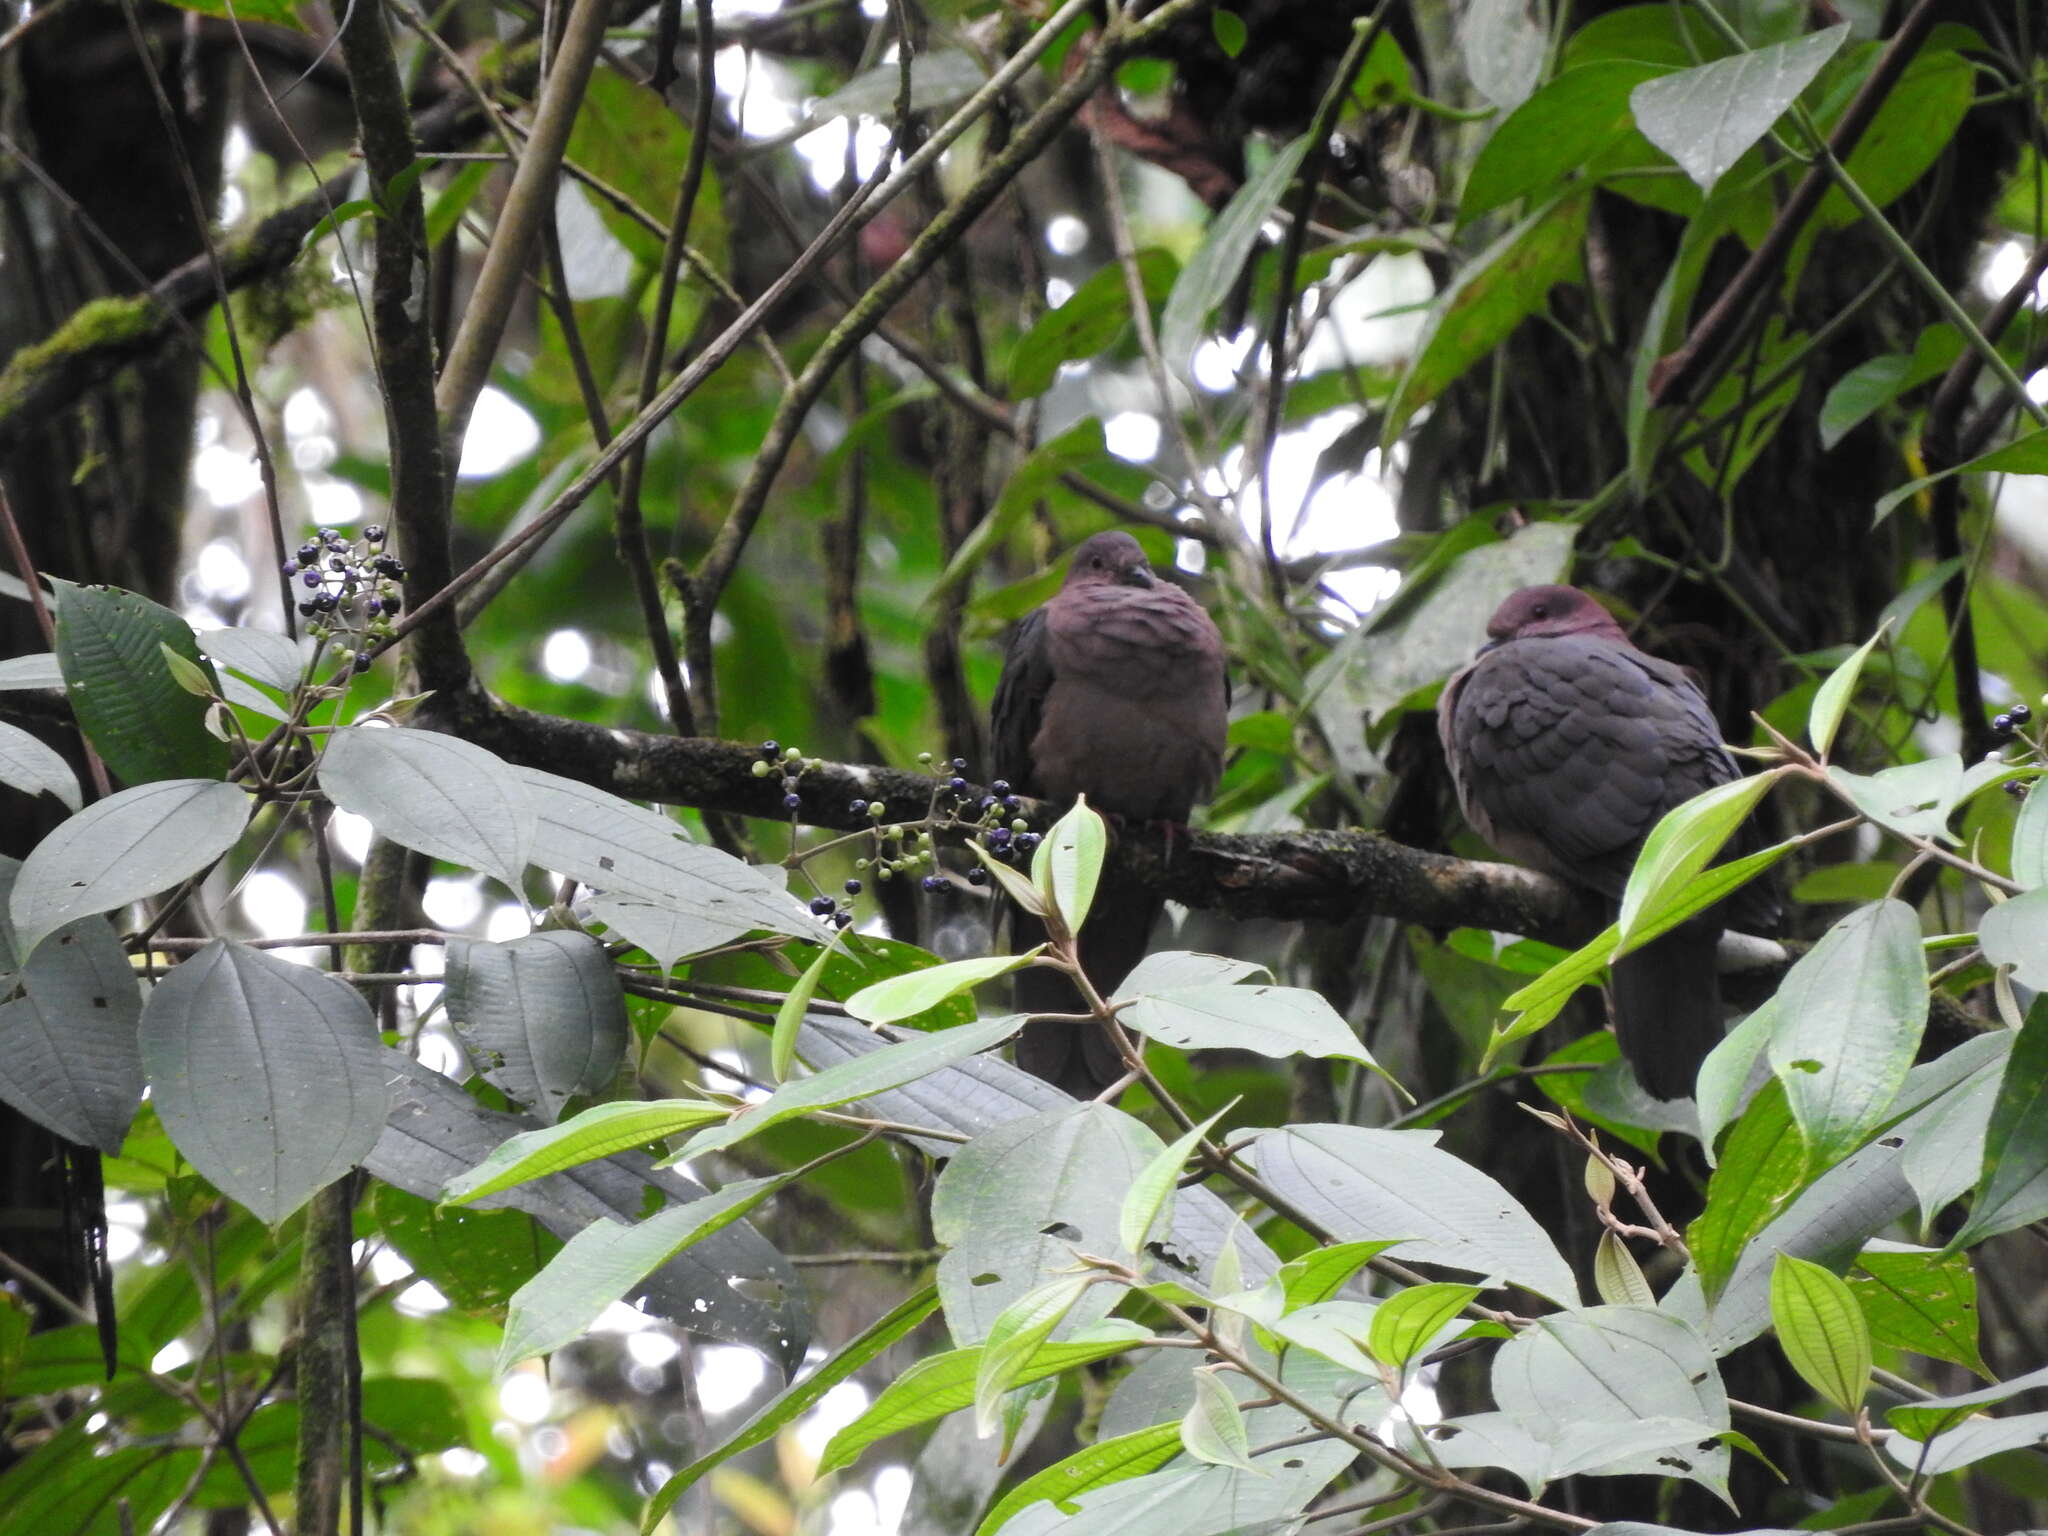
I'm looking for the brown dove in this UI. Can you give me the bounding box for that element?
[1439,585,1779,1100]
[989,531,1229,1095]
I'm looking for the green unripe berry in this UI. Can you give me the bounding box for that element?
[783,747,801,763]
[751,760,771,777]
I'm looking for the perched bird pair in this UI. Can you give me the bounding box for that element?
[992,539,1772,1102]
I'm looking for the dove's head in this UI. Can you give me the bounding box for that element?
[1485,584,1629,645]
[1065,531,1157,589]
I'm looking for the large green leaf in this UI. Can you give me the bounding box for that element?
[1766,900,1927,1166]
[0,913,141,1153]
[1771,1255,1870,1415]
[1160,135,1312,377]
[444,930,628,1122]
[1847,1245,1986,1377]
[1946,994,2048,1249]
[1383,191,1589,444]
[1010,250,1177,397]
[1462,62,1668,227]
[51,579,227,785]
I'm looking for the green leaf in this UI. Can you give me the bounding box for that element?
[975,1420,1183,1536]
[443,1099,727,1206]
[1033,797,1108,933]
[662,1013,1024,1166]
[1462,61,1668,227]
[1874,424,2048,522]
[1766,900,1928,1167]
[51,579,227,785]
[498,1174,791,1369]
[1383,190,1589,444]
[1592,1230,1656,1308]
[1884,1359,2048,1445]
[1179,1369,1258,1471]
[973,839,1048,917]
[1818,324,1962,449]
[1789,862,1900,905]
[1770,1254,1871,1415]
[1209,8,1247,57]
[141,940,390,1225]
[1120,1105,1229,1255]
[1818,48,1976,227]
[772,927,846,1080]
[1629,25,1848,190]
[1490,922,1622,1055]
[816,1324,1149,1474]
[1009,250,1177,397]
[1695,999,1778,1156]
[1847,1247,1986,1377]
[640,1286,940,1532]
[1615,769,1785,950]
[1946,994,2048,1249]
[843,950,1040,1025]
[1690,1078,1805,1299]
[1368,1282,1482,1372]
[1161,134,1312,377]
[1276,1240,1404,1311]
[1807,624,1889,760]
[565,71,725,275]
[975,1277,1090,1435]
[10,779,248,958]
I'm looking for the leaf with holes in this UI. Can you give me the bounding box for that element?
[0,721,79,811]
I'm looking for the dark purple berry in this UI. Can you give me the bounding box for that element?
[1002,797,1022,813]
[297,542,320,562]
[1994,714,2015,738]
[313,591,339,612]
[297,601,317,616]
[317,527,337,540]
[382,594,401,614]
[281,560,299,577]
[948,776,967,792]
[1017,833,1041,853]
[363,524,386,543]
[2012,703,2033,725]
[843,878,862,895]
[848,799,867,816]
[921,875,944,893]
[991,780,1010,795]
[967,867,988,886]
[301,569,321,588]
[365,597,383,615]
[783,794,802,810]
[979,797,997,812]
[354,652,373,672]
[760,740,780,759]
[951,758,967,772]
[809,896,836,916]
[989,827,1011,846]
[834,911,853,929]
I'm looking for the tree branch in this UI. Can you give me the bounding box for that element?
[425,685,1789,978]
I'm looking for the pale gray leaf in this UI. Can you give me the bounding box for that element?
[931,1102,1160,1343]
[1252,1124,1579,1305]
[1112,951,1269,998]
[1630,25,1847,190]
[366,1052,808,1372]
[319,726,535,893]
[1885,1411,2048,1475]
[0,721,80,810]
[1825,756,1967,846]
[0,653,62,690]
[0,915,142,1152]
[11,779,248,958]
[196,627,306,693]
[141,940,391,1223]
[1118,982,1377,1065]
[810,48,984,123]
[445,930,628,1122]
[1459,0,1546,110]
[514,766,821,939]
[585,893,755,971]
[1981,886,2048,988]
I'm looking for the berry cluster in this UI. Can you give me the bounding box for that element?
[281,525,404,671]
[749,740,818,814]
[1992,701,2039,799]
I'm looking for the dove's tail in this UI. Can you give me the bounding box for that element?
[1609,921,1725,1102]
[1010,873,1160,1097]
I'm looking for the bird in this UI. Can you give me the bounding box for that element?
[988,530,1229,1096]
[1438,584,1779,1100]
